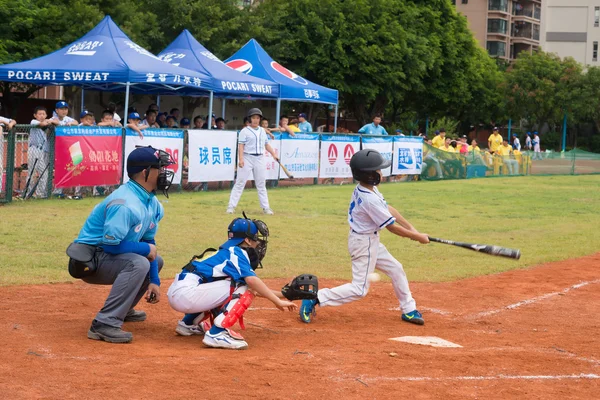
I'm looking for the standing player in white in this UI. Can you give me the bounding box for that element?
[227,108,279,215]
[299,149,429,325]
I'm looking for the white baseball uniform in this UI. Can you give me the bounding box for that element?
[316,184,417,314]
[228,126,271,210]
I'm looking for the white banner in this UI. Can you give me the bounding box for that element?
[279,133,320,179]
[123,128,184,184]
[187,130,237,182]
[392,137,423,175]
[319,134,361,178]
[361,136,393,177]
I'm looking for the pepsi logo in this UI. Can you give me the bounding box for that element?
[328,144,338,165]
[270,61,308,85]
[226,59,253,74]
[344,144,355,165]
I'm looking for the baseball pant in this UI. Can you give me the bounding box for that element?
[83,253,163,328]
[228,154,270,210]
[317,231,417,314]
[26,149,50,198]
[502,159,519,175]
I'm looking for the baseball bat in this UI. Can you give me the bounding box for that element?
[26,163,50,200]
[276,159,294,179]
[428,237,521,260]
[22,158,39,199]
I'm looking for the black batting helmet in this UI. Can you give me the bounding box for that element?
[350,149,391,185]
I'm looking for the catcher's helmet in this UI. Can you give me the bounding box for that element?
[350,149,391,185]
[247,108,263,118]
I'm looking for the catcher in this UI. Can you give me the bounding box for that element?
[167,215,297,350]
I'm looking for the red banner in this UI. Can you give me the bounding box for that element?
[53,127,122,188]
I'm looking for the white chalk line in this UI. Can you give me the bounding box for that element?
[360,373,600,383]
[387,306,453,316]
[472,279,600,318]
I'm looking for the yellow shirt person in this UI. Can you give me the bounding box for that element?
[488,129,503,153]
[496,143,513,157]
[432,132,446,149]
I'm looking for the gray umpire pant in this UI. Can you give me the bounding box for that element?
[83,253,164,328]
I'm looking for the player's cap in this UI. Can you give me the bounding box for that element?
[126,146,171,177]
[248,108,263,118]
[512,133,517,137]
[435,130,440,134]
[493,126,499,131]
[128,112,141,120]
[221,218,259,249]
[55,101,69,109]
[298,113,307,119]
[461,135,467,138]
[80,110,93,119]
[180,118,190,125]
[396,129,403,133]
[527,132,531,135]
[534,131,539,134]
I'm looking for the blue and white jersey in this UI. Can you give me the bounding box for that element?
[190,246,256,283]
[75,180,163,246]
[29,119,49,152]
[358,123,388,135]
[298,121,313,133]
[347,185,395,233]
[51,116,77,126]
[238,126,269,155]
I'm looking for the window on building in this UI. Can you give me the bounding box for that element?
[488,0,508,12]
[487,41,506,57]
[488,19,508,34]
[593,42,598,62]
[462,0,468,4]
[595,7,599,27]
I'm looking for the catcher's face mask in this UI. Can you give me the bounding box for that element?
[131,146,176,198]
[234,212,269,270]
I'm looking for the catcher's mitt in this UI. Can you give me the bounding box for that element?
[281,274,318,301]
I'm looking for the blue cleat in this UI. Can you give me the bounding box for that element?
[401,310,425,325]
[299,299,317,323]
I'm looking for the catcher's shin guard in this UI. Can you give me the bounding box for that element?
[215,289,255,330]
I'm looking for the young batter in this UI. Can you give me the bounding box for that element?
[299,149,429,325]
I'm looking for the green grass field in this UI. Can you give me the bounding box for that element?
[1,175,599,286]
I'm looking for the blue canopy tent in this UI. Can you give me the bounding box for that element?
[224,39,339,132]
[0,16,219,119]
[158,30,280,129]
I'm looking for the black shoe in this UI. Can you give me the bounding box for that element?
[124,309,147,322]
[87,320,133,343]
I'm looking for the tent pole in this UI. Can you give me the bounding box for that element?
[222,98,226,119]
[81,88,85,114]
[275,98,281,128]
[208,91,214,130]
[333,104,339,133]
[156,95,161,109]
[124,83,131,124]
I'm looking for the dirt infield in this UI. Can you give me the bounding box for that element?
[1,254,599,399]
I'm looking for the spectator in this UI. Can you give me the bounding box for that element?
[165,115,177,128]
[51,101,78,126]
[215,117,226,130]
[512,133,521,151]
[532,132,542,160]
[79,110,95,126]
[108,102,121,123]
[142,110,160,128]
[395,129,406,136]
[432,129,446,149]
[457,135,469,154]
[422,137,443,179]
[497,139,519,175]
[148,103,159,113]
[358,113,388,135]
[297,113,313,133]
[127,112,148,138]
[466,139,486,165]
[288,118,301,133]
[261,118,275,139]
[170,108,180,124]
[525,132,532,151]
[98,110,123,127]
[488,127,503,154]
[202,114,217,129]
[157,112,167,128]
[180,118,191,129]
[193,116,204,129]
[442,137,455,152]
[27,107,49,198]
[275,116,296,137]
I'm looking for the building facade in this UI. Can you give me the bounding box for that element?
[541,0,600,65]
[455,0,543,60]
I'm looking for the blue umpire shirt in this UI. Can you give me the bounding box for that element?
[358,123,388,135]
[189,246,256,283]
[75,180,163,252]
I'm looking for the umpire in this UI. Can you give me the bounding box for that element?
[67,146,175,343]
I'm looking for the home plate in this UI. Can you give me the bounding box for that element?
[389,336,462,348]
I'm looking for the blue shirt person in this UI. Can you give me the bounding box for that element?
[298,113,313,133]
[358,114,388,135]
[69,146,174,343]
